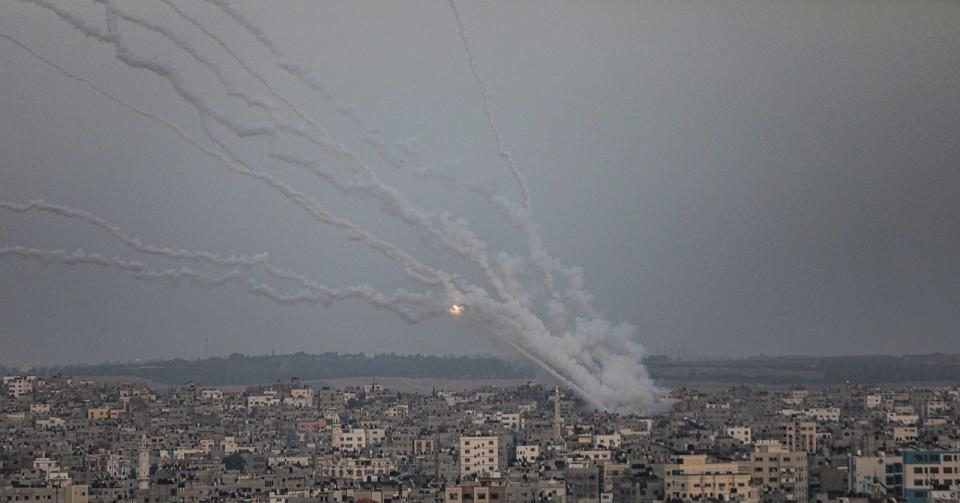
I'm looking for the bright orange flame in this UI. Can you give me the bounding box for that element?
[448,304,464,317]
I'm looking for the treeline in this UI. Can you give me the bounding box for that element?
[29,352,535,385]
[643,353,960,385]
[13,352,960,387]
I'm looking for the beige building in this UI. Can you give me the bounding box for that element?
[199,388,223,400]
[727,426,752,444]
[459,435,500,478]
[413,438,436,455]
[847,454,895,499]
[657,454,757,502]
[893,426,919,443]
[246,391,281,409]
[284,387,314,408]
[334,427,368,452]
[1,485,88,503]
[902,451,960,501]
[317,456,393,481]
[593,433,621,449]
[781,421,817,454]
[86,407,111,421]
[747,442,808,502]
[445,481,505,503]
[804,407,840,423]
[4,376,33,398]
[516,445,540,464]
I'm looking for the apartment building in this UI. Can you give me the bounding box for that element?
[658,454,757,502]
[460,435,500,478]
[747,442,808,502]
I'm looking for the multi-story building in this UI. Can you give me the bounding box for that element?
[727,426,752,444]
[658,454,757,502]
[780,421,817,454]
[747,442,808,502]
[459,435,500,478]
[901,451,960,503]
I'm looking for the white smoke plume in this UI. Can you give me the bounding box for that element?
[30,1,495,301]
[102,0,534,307]
[3,9,454,290]
[0,200,267,267]
[1,1,662,412]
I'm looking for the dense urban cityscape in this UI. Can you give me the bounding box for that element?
[2,1,958,502]
[3,371,959,502]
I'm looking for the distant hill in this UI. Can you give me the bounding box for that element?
[15,352,960,387]
[645,353,960,385]
[28,352,535,386]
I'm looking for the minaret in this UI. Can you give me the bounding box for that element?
[138,434,150,491]
[553,385,562,443]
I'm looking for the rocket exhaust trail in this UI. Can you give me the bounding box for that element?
[32,0,516,305]
[138,0,533,305]
[157,0,316,133]
[4,3,662,412]
[0,246,146,272]
[0,244,437,322]
[471,316,594,406]
[0,199,435,320]
[15,0,271,138]
[1,22,451,291]
[0,247,320,306]
[448,0,532,212]
[87,0,519,302]
[92,0,275,113]
[193,0,417,165]
[447,0,597,318]
[0,200,268,267]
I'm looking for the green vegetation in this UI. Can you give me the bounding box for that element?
[31,352,535,385]
[17,352,960,387]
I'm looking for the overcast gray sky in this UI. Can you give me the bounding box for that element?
[1,0,958,367]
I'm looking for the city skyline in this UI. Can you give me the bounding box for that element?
[2,1,958,368]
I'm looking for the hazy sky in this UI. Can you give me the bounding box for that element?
[1,0,958,367]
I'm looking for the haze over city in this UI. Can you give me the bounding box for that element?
[1,0,958,374]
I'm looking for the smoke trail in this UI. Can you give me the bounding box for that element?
[199,0,332,107]
[4,5,662,412]
[0,199,441,322]
[0,246,146,272]
[92,0,274,113]
[197,0,420,161]
[1,23,452,293]
[0,200,420,309]
[0,200,266,267]
[0,247,293,304]
[444,0,593,319]
[24,0,481,301]
[0,242,439,323]
[150,0,530,304]
[89,0,507,300]
[270,150,531,306]
[448,0,532,211]
[15,0,271,138]
[156,0,319,133]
